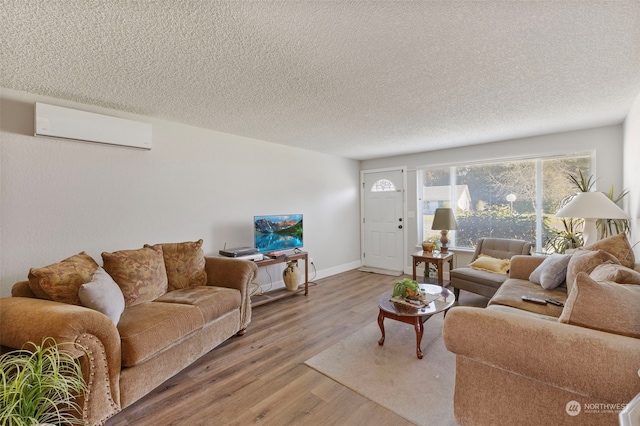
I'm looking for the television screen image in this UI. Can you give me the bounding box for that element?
[254,214,303,253]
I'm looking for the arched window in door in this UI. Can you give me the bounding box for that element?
[371,179,396,192]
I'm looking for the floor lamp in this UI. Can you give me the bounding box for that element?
[555,191,629,247]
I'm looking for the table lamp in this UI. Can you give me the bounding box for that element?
[431,208,457,253]
[555,191,629,246]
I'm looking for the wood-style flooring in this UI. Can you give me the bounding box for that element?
[106,270,486,426]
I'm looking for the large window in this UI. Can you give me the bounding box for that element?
[421,154,591,252]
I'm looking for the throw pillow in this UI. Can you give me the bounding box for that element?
[78,267,126,325]
[144,239,207,291]
[468,254,510,274]
[102,246,168,307]
[565,249,619,295]
[589,263,640,285]
[529,253,572,290]
[585,232,635,269]
[28,252,99,305]
[559,272,640,338]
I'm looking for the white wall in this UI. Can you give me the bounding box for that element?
[361,125,625,272]
[0,88,362,296]
[624,92,640,258]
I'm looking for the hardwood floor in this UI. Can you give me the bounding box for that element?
[106,270,486,426]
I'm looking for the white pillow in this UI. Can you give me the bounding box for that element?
[529,253,572,290]
[79,267,125,325]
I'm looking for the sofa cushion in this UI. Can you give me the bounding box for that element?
[28,252,99,305]
[102,246,168,307]
[488,278,567,318]
[145,240,207,291]
[559,272,640,338]
[528,253,571,290]
[468,254,510,274]
[78,267,126,325]
[450,267,510,289]
[117,301,204,367]
[565,249,619,295]
[155,286,241,323]
[589,263,640,285]
[585,232,635,269]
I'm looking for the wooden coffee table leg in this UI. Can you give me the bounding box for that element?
[377,309,385,346]
[414,317,424,359]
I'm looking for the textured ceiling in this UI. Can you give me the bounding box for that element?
[2,1,640,160]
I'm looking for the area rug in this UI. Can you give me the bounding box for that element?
[305,313,457,426]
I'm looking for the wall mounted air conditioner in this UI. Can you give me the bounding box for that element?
[35,102,152,150]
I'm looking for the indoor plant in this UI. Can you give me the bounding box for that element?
[544,171,629,253]
[0,337,87,425]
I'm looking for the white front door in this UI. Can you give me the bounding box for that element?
[362,169,405,272]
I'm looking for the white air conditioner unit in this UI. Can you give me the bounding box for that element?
[35,102,152,150]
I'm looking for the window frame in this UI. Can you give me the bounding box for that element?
[417,151,594,252]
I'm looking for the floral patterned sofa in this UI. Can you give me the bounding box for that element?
[0,240,257,426]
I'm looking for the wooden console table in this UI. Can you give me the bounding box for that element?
[250,251,309,307]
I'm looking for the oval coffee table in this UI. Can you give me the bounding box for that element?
[377,283,455,359]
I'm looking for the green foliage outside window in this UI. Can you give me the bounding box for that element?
[455,205,553,248]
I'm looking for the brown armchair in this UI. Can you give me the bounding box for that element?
[450,238,532,299]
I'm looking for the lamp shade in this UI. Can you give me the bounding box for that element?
[556,191,629,246]
[431,208,458,230]
[556,191,629,220]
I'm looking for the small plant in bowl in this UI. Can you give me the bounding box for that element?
[392,278,422,300]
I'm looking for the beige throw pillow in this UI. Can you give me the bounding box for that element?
[589,263,640,285]
[28,252,99,305]
[102,246,168,307]
[144,239,207,291]
[585,232,635,269]
[559,272,640,338]
[565,249,619,294]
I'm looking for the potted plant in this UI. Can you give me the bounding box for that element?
[421,236,440,252]
[0,337,87,425]
[544,171,630,253]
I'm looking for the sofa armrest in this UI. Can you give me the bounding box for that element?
[509,255,545,279]
[0,297,122,424]
[204,257,258,331]
[443,307,640,403]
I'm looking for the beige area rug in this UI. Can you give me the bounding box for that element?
[305,313,457,426]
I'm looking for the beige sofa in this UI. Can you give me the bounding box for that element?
[444,235,640,425]
[0,240,257,426]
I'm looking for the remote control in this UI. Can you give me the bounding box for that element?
[521,296,547,305]
[545,298,564,307]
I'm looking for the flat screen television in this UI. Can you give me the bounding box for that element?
[254,214,303,253]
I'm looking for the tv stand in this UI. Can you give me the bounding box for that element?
[250,251,309,307]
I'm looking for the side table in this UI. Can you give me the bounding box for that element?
[411,251,454,286]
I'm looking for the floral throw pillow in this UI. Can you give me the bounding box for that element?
[145,239,207,291]
[585,232,635,269]
[28,252,99,305]
[102,246,168,306]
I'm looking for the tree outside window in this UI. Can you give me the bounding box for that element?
[420,154,591,251]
